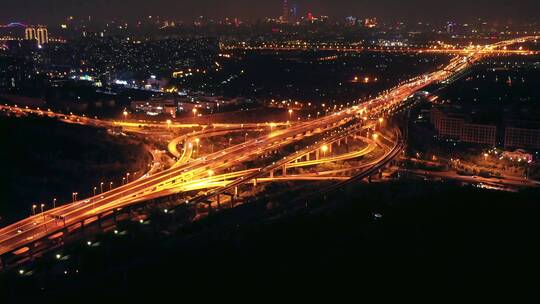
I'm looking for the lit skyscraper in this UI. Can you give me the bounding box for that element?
[282,0,289,22]
[291,1,299,20]
[24,27,36,41]
[36,27,49,44]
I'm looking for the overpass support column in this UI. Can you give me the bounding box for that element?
[253,178,257,187]
[329,143,333,153]
[337,139,341,146]
[217,194,221,207]
[270,170,274,178]
[282,165,287,176]
[306,153,310,161]
[81,220,85,235]
[234,186,239,197]
[345,136,348,145]
[316,150,320,160]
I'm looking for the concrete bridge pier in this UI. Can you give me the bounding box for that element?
[80,220,86,235]
[225,193,235,207]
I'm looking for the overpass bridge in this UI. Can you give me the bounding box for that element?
[1,36,539,271]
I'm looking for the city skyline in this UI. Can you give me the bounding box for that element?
[1,1,540,300]
[1,0,539,24]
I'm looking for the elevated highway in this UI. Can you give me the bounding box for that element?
[1,36,538,268]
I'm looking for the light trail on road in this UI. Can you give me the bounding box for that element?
[1,36,538,262]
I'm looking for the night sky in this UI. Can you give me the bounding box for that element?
[0,0,539,24]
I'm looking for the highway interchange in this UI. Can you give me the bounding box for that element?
[0,36,539,268]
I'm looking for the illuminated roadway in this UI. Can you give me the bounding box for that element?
[0,36,538,259]
[221,40,540,56]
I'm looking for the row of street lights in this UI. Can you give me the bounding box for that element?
[31,204,46,221]
[33,172,134,217]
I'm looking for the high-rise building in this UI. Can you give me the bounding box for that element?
[36,27,49,45]
[446,22,457,35]
[461,123,497,145]
[364,18,378,28]
[24,27,36,41]
[282,0,289,22]
[290,1,299,21]
[505,127,540,149]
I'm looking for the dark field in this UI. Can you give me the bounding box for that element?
[3,180,540,302]
[182,51,451,103]
[0,116,150,225]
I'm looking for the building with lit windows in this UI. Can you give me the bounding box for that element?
[281,0,289,23]
[461,123,497,146]
[36,27,49,45]
[24,27,36,41]
[504,127,540,150]
[431,107,497,146]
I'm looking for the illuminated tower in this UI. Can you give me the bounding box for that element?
[290,1,299,21]
[282,0,289,22]
[36,27,49,44]
[25,27,36,41]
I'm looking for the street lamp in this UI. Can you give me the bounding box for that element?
[321,145,329,156]
[122,177,126,185]
[109,181,114,190]
[126,173,130,183]
[123,110,128,120]
[288,109,293,119]
[93,186,97,196]
[40,204,45,220]
[53,198,57,209]
[72,192,78,202]
[192,108,197,117]
[166,119,172,128]
[100,182,104,193]
[32,204,37,216]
